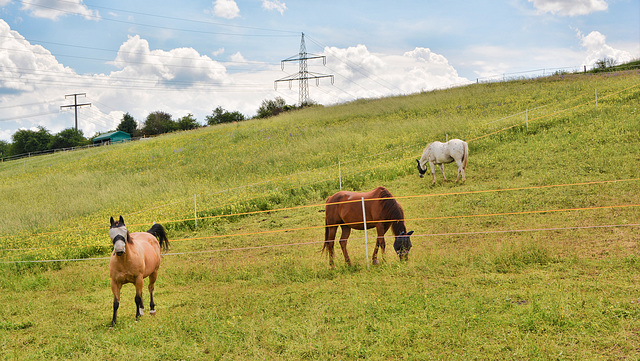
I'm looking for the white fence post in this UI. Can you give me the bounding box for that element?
[595,89,598,109]
[361,197,369,268]
[526,109,529,130]
[194,194,197,229]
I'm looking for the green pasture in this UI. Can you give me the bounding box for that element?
[1,71,639,359]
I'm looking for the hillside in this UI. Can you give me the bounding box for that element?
[1,71,639,359]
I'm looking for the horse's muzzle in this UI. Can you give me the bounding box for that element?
[396,250,410,261]
[113,240,126,256]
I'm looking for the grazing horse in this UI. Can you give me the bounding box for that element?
[323,186,414,268]
[416,138,468,184]
[108,216,169,327]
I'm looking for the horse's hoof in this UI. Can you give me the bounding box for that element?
[372,259,379,265]
[150,310,156,316]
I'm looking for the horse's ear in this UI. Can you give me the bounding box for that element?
[119,215,125,225]
[407,231,414,236]
[110,216,115,226]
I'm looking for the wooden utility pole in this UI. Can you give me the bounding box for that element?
[60,93,91,131]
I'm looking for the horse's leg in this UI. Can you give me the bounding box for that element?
[371,224,387,265]
[110,280,121,327]
[148,270,157,315]
[455,159,463,182]
[325,226,338,268]
[429,162,436,184]
[134,275,144,319]
[439,163,447,182]
[339,225,352,266]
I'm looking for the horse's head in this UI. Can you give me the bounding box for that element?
[416,159,426,178]
[394,230,414,261]
[109,215,128,256]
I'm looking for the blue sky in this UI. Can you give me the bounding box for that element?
[0,0,638,141]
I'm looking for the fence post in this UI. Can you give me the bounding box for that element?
[526,109,529,130]
[194,194,197,229]
[361,197,369,268]
[595,89,598,109]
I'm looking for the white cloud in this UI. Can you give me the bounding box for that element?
[577,30,634,66]
[0,20,74,92]
[212,48,225,57]
[528,0,608,16]
[400,48,468,90]
[213,0,240,19]
[230,52,248,63]
[111,35,230,86]
[20,0,99,20]
[262,0,287,15]
[312,45,468,102]
[323,44,386,82]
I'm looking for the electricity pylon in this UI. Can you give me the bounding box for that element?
[275,32,334,105]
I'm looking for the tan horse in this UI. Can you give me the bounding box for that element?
[108,216,168,327]
[323,186,413,268]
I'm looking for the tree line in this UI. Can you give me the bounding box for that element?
[0,97,316,159]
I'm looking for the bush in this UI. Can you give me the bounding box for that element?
[205,107,245,125]
[256,97,287,118]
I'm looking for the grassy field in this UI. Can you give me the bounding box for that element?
[1,70,639,359]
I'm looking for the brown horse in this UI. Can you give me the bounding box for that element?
[323,186,413,268]
[108,216,169,327]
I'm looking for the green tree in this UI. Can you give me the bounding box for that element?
[0,140,10,158]
[256,97,287,118]
[49,128,89,149]
[205,106,246,125]
[116,113,138,136]
[11,126,52,155]
[141,111,176,136]
[176,113,201,131]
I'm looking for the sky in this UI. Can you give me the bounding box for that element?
[0,0,638,141]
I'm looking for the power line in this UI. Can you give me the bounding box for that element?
[0,44,279,73]
[19,0,299,38]
[0,110,61,122]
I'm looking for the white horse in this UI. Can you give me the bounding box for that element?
[416,139,468,184]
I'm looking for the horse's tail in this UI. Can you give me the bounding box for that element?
[147,223,169,252]
[462,141,469,170]
[322,226,329,254]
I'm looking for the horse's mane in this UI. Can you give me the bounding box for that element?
[376,187,407,236]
